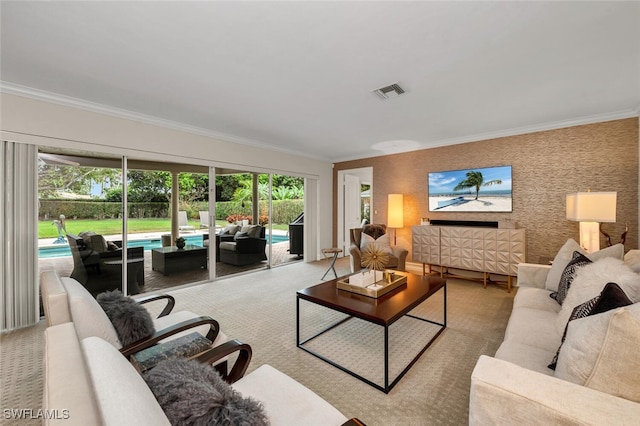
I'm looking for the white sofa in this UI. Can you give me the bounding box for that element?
[44,322,359,426]
[470,243,640,425]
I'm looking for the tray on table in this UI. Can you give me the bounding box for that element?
[337,270,408,298]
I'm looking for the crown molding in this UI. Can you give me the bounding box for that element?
[334,108,640,162]
[0,82,329,162]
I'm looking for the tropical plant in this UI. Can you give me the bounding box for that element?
[453,171,502,200]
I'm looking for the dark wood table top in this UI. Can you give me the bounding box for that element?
[297,273,445,326]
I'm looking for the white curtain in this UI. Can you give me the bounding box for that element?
[1,141,39,331]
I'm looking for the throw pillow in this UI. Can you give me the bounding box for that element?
[555,257,640,335]
[555,302,640,397]
[362,224,387,240]
[106,240,120,251]
[360,232,393,255]
[144,359,269,426]
[544,239,584,292]
[550,251,592,305]
[544,240,624,292]
[234,231,248,241]
[246,225,262,238]
[585,308,640,403]
[97,290,156,346]
[221,225,240,236]
[624,250,640,273]
[548,282,632,370]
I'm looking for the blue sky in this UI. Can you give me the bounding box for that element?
[428,166,512,194]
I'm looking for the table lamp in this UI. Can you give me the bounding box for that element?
[387,194,404,245]
[566,191,617,253]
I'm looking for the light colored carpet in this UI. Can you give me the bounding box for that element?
[0,257,514,425]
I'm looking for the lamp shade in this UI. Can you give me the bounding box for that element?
[388,194,404,228]
[566,192,617,222]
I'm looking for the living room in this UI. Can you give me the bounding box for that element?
[1,1,640,425]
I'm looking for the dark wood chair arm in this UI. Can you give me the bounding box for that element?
[120,316,220,357]
[193,339,253,384]
[341,419,367,426]
[134,293,176,317]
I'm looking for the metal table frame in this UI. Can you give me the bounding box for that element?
[296,280,446,393]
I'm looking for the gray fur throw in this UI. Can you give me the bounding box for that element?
[144,359,269,426]
[97,290,155,346]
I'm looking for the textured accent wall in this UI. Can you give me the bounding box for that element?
[334,118,639,264]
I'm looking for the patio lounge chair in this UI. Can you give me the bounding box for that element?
[178,211,196,233]
[199,210,210,228]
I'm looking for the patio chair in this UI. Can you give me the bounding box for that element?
[40,270,236,378]
[178,211,196,233]
[199,210,210,229]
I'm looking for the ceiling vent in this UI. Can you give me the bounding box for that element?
[372,82,406,100]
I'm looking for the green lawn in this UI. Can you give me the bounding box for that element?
[39,218,289,239]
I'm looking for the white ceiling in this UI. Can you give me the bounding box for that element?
[1,1,639,162]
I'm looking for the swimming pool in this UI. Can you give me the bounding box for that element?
[38,233,289,259]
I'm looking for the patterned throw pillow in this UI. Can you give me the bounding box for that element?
[548,282,632,370]
[550,251,592,305]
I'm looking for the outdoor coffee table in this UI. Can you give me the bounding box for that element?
[151,245,207,276]
[296,272,446,393]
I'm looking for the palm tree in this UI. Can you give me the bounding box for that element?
[453,171,502,200]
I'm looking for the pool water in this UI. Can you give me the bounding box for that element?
[39,233,288,259]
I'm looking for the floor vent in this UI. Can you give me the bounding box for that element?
[372,82,406,99]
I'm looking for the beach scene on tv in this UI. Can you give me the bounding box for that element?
[428,166,512,212]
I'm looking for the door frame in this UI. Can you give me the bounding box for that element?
[337,167,373,255]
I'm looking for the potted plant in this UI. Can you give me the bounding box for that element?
[175,237,186,249]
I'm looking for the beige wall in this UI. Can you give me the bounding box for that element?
[334,118,639,264]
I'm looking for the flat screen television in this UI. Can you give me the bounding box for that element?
[428,165,512,212]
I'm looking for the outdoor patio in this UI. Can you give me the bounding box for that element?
[38,232,302,295]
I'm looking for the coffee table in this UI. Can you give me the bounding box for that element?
[151,245,207,276]
[296,272,446,393]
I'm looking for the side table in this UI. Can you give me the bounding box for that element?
[103,257,144,295]
[321,248,342,280]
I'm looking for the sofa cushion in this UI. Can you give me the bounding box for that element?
[512,287,561,313]
[544,240,623,292]
[555,302,640,398]
[555,258,640,335]
[502,307,562,353]
[550,251,592,305]
[219,241,237,251]
[144,359,268,425]
[97,290,156,346]
[548,282,633,370]
[494,341,556,376]
[82,336,170,425]
[61,277,121,348]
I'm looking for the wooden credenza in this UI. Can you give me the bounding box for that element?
[412,225,526,292]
